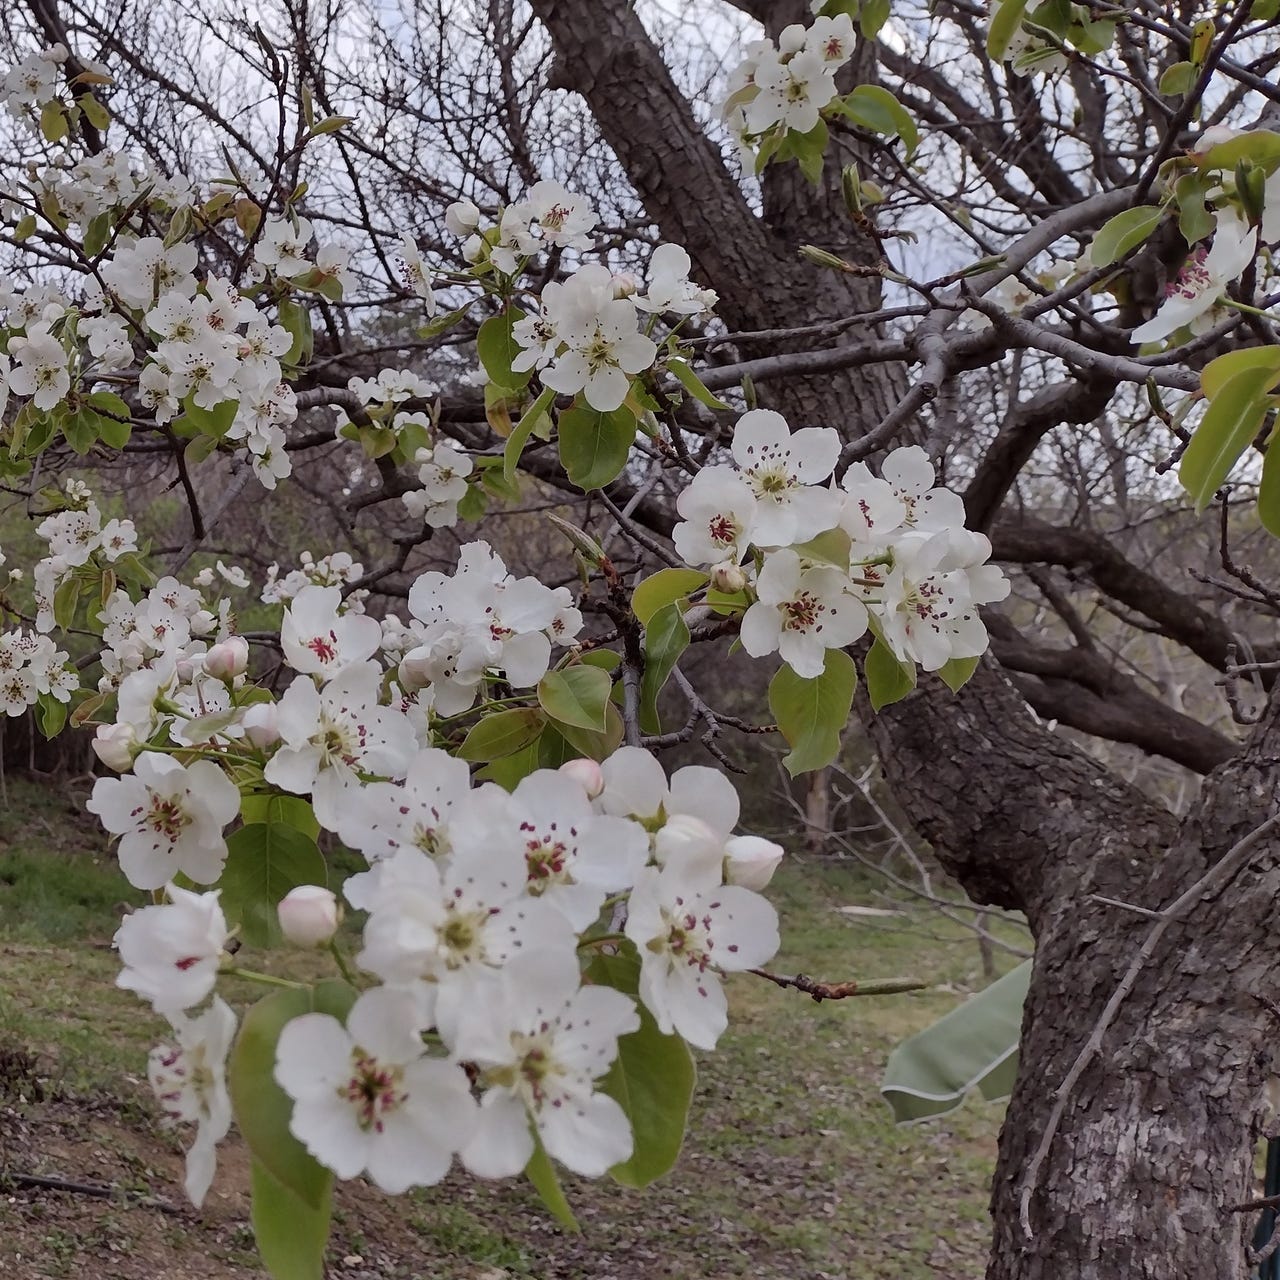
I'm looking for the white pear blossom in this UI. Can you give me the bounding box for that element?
[114,886,229,1015]
[255,216,314,279]
[635,244,716,316]
[739,547,868,678]
[625,860,780,1050]
[148,997,237,1206]
[455,950,638,1178]
[88,753,241,889]
[7,324,70,411]
[280,584,382,680]
[274,986,477,1193]
[672,466,759,568]
[395,234,436,314]
[730,410,841,545]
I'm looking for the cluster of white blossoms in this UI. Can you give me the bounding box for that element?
[260,550,366,606]
[673,410,1010,675]
[401,432,474,527]
[393,540,583,715]
[721,14,855,149]
[439,181,596,275]
[511,247,716,412]
[2,43,66,116]
[0,627,78,715]
[80,539,785,1201]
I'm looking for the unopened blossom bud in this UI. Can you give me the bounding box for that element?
[559,757,605,799]
[277,885,341,947]
[610,272,639,299]
[189,609,217,636]
[173,657,196,683]
[242,702,280,749]
[655,813,722,867]
[710,562,747,594]
[1189,125,1240,157]
[462,234,486,264]
[8,568,23,582]
[398,648,433,692]
[205,636,249,681]
[93,722,138,772]
[445,198,481,236]
[723,834,784,891]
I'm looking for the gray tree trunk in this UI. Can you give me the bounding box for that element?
[526,3,1280,1274]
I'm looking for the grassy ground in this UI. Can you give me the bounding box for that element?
[0,774,1021,1279]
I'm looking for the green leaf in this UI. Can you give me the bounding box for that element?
[1158,60,1196,96]
[220,823,327,948]
[768,649,857,776]
[631,568,707,626]
[184,434,220,468]
[835,86,918,157]
[525,1131,579,1231]
[228,981,357,1207]
[503,384,556,482]
[40,99,68,144]
[79,93,111,132]
[1174,172,1214,245]
[859,0,891,39]
[239,794,320,839]
[417,303,472,340]
[278,297,313,366]
[35,692,68,739]
[1088,205,1164,267]
[665,358,730,410]
[62,411,98,455]
[457,707,546,762]
[477,308,530,390]
[1201,345,1280,400]
[92,409,131,449]
[1198,129,1280,176]
[1260,437,1280,538]
[586,949,695,1188]
[1180,361,1280,511]
[788,118,829,185]
[250,1157,330,1280]
[553,701,625,762]
[864,637,917,712]
[52,576,81,631]
[181,394,240,438]
[538,666,612,733]
[987,0,1031,59]
[475,737,543,789]
[881,961,1030,1123]
[640,601,689,735]
[938,655,980,693]
[791,527,852,571]
[557,404,636,490]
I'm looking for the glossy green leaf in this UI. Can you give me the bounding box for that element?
[538,665,612,732]
[1198,129,1280,175]
[1260,437,1280,538]
[768,648,857,776]
[278,297,313,366]
[790,118,829,184]
[640,601,690,735]
[1158,60,1196,96]
[1180,365,1280,511]
[836,86,918,157]
[458,707,546,761]
[1201,345,1280,400]
[553,701,625,761]
[476,737,543,789]
[631,568,707,626]
[250,1157,330,1280]
[938,655,980,693]
[40,99,68,143]
[35,691,68,739]
[239,794,320,839]
[587,949,695,1189]
[220,823,327,948]
[859,0,891,39]
[228,981,356,1208]
[666,358,729,410]
[477,308,530,389]
[987,0,1031,59]
[525,1131,579,1231]
[1088,205,1164,267]
[502,384,556,481]
[52,576,80,631]
[557,404,636,490]
[864,636,917,712]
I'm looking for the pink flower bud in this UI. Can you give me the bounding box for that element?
[723,834,783,891]
[242,702,280,749]
[173,657,196,683]
[92,722,137,771]
[205,636,249,681]
[559,757,605,799]
[710,562,747,594]
[277,885,341,947]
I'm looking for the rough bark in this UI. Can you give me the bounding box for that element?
[525,5,1277,1277]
